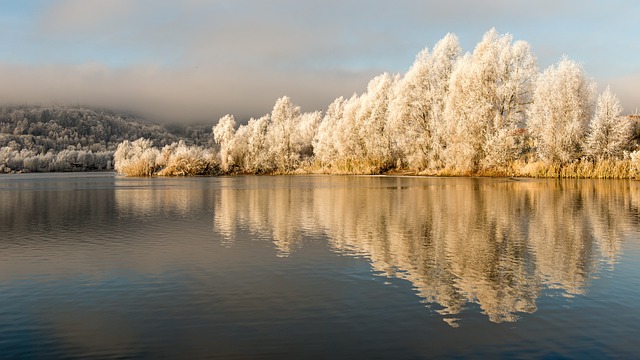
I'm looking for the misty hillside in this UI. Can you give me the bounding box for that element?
[0,106,180,152]
[0,105,199,173]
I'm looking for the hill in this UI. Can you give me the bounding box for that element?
[0,106,184,172]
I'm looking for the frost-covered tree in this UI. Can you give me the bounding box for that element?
[443,54,479,171]
[444,29,537,171]
[527,57,595,163]
[585,86,630,160]
[389,33,461,170]
[314,74,397,173]
[267,96,301,172]
[312,93,364,172]
[333,94,364,171]
[356,72,399,171]
[228,115,271,173]
[229,120,251,172]
[295,111,322,159]
[482,35,537,168]
[244,115,271,173]
[314,96,346,167]
[212,114,236,172]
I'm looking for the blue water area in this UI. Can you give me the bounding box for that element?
[0,173,639,359]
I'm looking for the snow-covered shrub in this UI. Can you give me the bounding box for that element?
[157,141,218,176]
[114,138,159,176]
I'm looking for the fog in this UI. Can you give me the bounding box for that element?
[0,62,376,123]
[1,0,638,123]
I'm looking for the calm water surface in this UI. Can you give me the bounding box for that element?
[1,173,639,359]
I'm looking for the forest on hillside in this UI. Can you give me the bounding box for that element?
[0,106,184,172]
[114,30,640,178]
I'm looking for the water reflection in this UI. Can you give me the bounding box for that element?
[214,176,321,253]
[1,174,637,329]
[213,176,638,325]
[113,178,206,218]
[3,174,639,358]
[0,175,216,281]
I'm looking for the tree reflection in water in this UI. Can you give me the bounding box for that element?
[213,176,638,326]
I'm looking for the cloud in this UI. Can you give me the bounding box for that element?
[5,1,402,122]
[2,0,638,122]
[0,61,376,123]
[39,0,137,34]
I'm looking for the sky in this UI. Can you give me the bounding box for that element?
[0,0,638,123]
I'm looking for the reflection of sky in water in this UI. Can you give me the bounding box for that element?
[0,174,639,358]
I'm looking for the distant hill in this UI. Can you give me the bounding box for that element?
[0,106,180,152]
[0,105,205,172]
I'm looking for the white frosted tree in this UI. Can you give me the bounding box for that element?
[482,36,537,168]
[389,33,461,170]
[239,115,270,173]
[356,72,399,171]
[333,94,363,171]
[212,114,237,172]
[443,54,479,171]
[527,57,595,164]
[295,111,322,159]
[585,86,630,160]
[444,29,537,171]
[317,75,396,173]
[267,96,301,172]
[314,96,346,167]
[227,121,250,172]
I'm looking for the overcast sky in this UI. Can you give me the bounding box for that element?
[1,0,638,123]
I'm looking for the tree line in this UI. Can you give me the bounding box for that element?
[118,30,640,177]
[16,30,640,178]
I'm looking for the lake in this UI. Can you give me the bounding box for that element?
[1,173,639,359]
